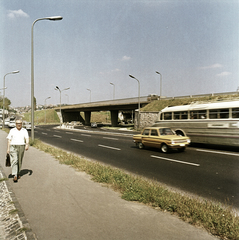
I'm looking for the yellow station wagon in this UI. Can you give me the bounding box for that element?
[133,127,191,153]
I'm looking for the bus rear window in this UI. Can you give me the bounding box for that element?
[209,109,229,119]
[164,112,172,120]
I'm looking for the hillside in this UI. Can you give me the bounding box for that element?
[141,93,239,112]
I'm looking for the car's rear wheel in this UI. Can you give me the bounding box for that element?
[138,142,144,149]
[161,143,169,153]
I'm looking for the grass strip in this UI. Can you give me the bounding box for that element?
[31,139,238,239]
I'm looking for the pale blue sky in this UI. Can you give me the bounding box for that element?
[1,0,239,107]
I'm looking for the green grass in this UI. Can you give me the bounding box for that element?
[141,94,239,112]
[32,138,239,240]
[23,109,60,125]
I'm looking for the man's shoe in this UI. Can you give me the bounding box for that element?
[13,176,18,182]
[17,175,21,179]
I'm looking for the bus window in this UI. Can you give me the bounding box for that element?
[219,109,229,118]
[190,110,206,119]
[164,112,172,120]
[209,109,229,119]
[173,111,187,120]
[232,108,239,118]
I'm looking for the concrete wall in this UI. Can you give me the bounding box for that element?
[135,111,159,129]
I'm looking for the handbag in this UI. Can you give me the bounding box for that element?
[5,153,11,167]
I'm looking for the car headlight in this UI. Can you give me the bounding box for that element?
[187,139,191,143]
[171,140,175,145]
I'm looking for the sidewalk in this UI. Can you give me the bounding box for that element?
[0,130,218,240]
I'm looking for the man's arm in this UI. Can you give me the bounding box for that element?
[7,139,11,154]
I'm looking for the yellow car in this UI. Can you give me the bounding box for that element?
[133,127,191,153]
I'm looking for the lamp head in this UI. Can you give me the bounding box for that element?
[12,70,20,74]
[48,16,63,21]
[129,75,135,79]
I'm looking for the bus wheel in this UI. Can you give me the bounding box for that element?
[138,142,144,149]
[161,143,169,153]
[178,147,186,152]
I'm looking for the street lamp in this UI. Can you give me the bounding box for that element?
[44,97,51,124]
[87,89,91,102]
[155,71,162,99]
[55,86,70,126]
[31,16,63,141]
[3,70,20,129]
[129,75,140,129]
[110,82,115,100]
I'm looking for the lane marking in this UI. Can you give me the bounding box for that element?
[42,132,48,135]
[53,135,62,138]
[66,132,73,134]
[103,137,119,140]
[81,134,91,137]
[151,155,200,167]
[98,144,121,151]
[71,138,83,143]
[196,149,239,157]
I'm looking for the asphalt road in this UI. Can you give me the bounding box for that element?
[34,125,239,209]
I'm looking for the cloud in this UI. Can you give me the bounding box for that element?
[121,56,131,61]
[200,63,223,69]
[7,9,29,19]
[216,71,232,77]
[99,68,121,75]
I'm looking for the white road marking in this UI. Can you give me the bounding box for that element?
[66,132,73,134]
[42,132,47,135]
[71,138,83,143]
[196,149,239,157]
[151,155,200,167]
[53,135,62,138]
[81,134,91,137]
[103,137,119,140]
[98,144,121,151]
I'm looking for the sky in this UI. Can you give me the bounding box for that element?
[1,0,239,107]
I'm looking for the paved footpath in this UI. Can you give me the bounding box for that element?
[0,130,219,240]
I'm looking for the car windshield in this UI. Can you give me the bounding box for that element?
[160,128,174,136]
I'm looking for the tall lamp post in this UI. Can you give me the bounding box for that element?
[87,89,91,102]
[44,96,51,124]
[129,75,140,129]
[110,82,115,100]
[155,71,162,99]
[55,86,70,126]
[31,16,63,141]
[3,70,20,129]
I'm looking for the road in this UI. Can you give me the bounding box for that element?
[34,125,239,209]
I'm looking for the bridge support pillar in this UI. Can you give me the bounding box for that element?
[110,110,118,127]
[84,111,91,126]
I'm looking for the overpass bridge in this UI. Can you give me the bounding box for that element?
[55,96,150,126]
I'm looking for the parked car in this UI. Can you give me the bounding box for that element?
[91,122,97,128]
[8,120,16,128]
[23,122,32,130]
[133,127,191,153]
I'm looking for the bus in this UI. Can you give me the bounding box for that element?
[153,100,239,147]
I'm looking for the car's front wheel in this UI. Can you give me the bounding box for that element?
[161,143,169,153]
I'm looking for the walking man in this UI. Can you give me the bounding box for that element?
[7,118,29,182]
